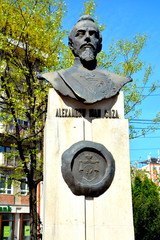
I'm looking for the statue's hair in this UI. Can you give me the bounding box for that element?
[77,15,95,23]
[69,15,101,40]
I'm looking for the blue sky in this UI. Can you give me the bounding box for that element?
[62,0,160,165]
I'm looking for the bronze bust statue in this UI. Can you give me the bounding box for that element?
[41,15,132,104]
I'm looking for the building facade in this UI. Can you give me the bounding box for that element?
[0,138,31,240]
[0,149,43,240]
[139,157,160,184]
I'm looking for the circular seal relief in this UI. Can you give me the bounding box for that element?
[61,141,115,197]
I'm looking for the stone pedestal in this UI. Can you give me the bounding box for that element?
[43,88,135,240]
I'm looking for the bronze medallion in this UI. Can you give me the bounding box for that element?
[61,141,115,197]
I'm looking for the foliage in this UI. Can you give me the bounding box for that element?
[83,0,97,16]
[82,0,105,31]
[131,164,149,182]
[132,173,160,240]
[0,0,66,239]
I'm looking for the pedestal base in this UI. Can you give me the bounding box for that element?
[43,89,135,240]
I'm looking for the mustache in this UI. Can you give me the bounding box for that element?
[80,43,95,50]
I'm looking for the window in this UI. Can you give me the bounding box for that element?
[17,119,29,132]
[20,182,29,196]
[0,214,14,240]
[0,175,13,195]
[153,166,157,171]
[0,147,11,153]
[0,146,18,166]
[5,119,29,133]
[20,214,31,240]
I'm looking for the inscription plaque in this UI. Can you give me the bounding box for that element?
[61,141,115,197]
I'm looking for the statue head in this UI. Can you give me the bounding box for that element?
[68,15,102,62]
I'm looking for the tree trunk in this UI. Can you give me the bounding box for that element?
[29,183,38,240]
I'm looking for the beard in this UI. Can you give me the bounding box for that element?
[79,47,95,61]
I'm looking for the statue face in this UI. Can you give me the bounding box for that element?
[69,20,101,61]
